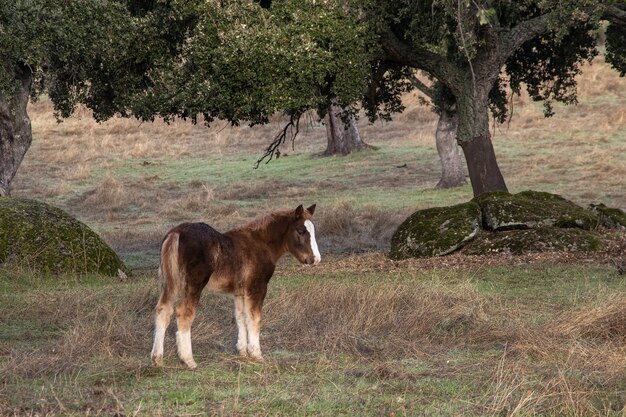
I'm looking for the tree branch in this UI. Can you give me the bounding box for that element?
[407,74,434,99]
[254,112,301,168]
[499,13,555,68]
[380,28,450,82]
[603,4,626,25]
[500,2,626,68]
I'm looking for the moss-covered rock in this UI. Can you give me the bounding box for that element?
[462,228,604,256]
[473,190,598,231]
[390,202,481,259]
[587,203,626,231]
[0,197,129,276]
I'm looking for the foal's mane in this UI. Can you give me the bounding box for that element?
[237,209,294,232]
[235,208,312,233]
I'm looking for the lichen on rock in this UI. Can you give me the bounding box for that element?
[473,190,598,231]
[390,202,481,259]
[587,203,626,231]
[0,197,130,276]
[462,228,604,256]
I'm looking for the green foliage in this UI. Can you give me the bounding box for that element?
[1,0,371,126]
[363,63,414,122]
[360,1,617,123]
[506,22,599,117]
[136,0,371,125]
[0,0,136,117]
[2,0,624,135]
[606,22,626,75]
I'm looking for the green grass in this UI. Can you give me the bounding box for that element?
[110,144,458,208]
[472,264,623,303]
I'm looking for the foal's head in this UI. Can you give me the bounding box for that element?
[286,204,321,265]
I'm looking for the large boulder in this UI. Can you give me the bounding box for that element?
[462,228,604,256]
[473,191,598,231]
[0,198,129,276]
[390,202,481,259]
[587,203,626,231]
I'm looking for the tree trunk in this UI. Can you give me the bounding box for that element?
[460,135,507,196]
[0,65,33,197]
[323,99,369,156]
[435,109,466,189]
[455,82,508,196]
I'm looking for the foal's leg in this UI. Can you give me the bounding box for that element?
[175,290,201,370]
[243,290,267,361]
[234,295,248,357]
[151,291,174,367]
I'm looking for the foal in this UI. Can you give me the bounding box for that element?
[151,204,320,369]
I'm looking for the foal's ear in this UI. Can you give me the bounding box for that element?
[295,204,304,219]
[306,204,316,216]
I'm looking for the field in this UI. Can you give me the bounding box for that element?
[1,55,625,415]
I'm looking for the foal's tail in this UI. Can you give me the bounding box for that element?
[152,231,183,367]
[158,232,184,304]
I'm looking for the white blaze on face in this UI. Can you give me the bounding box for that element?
[304,220,321,264]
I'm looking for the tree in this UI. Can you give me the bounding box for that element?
[253,0,369,157]
[322,99,370,156]
[0,0,372,193]
[0,1,130,195]
[4,0,624,199]
[362,0,626,196]
[0,63,30,197]
[117,0,372,165]
[0,0,202,196]
[409,76,466,189]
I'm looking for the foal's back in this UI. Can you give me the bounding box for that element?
[165,222,240,294]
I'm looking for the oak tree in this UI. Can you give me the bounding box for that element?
[364,0,626,195]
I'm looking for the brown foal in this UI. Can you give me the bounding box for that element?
[151,204,320,369]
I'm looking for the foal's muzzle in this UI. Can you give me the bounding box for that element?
[304,255,321,266]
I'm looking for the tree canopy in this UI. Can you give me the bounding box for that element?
[1,0,625,196]
[361,0,626,195]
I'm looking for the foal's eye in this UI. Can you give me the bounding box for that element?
[297,229,306,236]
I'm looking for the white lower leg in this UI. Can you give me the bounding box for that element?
[176,330,197,369]
[151,323,166,366]
[247,327,263,360]
[151,304,171,366]
[245,313,263,360]
[234,297,248,356]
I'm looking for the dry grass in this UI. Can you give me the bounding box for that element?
[2,262,625,415]
[315,201,408,253]
[551,294,626,341]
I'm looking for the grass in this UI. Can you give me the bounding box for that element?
[2,54,626,415]
[2,261,625,416]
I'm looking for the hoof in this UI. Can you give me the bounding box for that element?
[180,358,198,370]
[152,354,163,367]
[249,354,265,363]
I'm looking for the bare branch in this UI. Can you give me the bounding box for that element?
[604,4,626,25]
[407,74,435,99]
[254,112,302,168]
